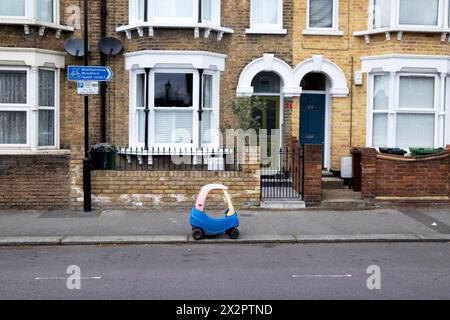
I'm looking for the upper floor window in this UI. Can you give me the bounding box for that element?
[304,0,342,35]
[0,0,56,23]
[372,0,450,30]
[133,0,220,26]
[247,0,285,34]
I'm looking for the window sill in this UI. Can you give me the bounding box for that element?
[302,29,344,36]
[0,18,74,38]
[116,22,234,41]
[0,149,70,156]
[354,27,450,43]
[245,28,287,35]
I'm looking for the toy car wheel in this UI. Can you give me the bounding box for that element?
[192,228,204,241]
[228,228,240,240]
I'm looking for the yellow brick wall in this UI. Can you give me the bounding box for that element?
[292,0,450,171]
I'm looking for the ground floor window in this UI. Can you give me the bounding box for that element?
[0,67,58,148]
[131,68,219,148]
[370,73,442,149]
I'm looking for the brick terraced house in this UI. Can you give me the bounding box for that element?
[0,0,450,209]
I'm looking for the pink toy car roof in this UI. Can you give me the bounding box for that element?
[195,184,229,211]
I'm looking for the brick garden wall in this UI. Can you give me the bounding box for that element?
[89,150,260,209]
[0,153,71,209]
[359,148,450,203]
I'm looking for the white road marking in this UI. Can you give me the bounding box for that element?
[35,276,102,280]
[292,274,352,278]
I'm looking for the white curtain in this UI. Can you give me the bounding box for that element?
[37,0,53,22]
[154,0,193,18]
[399,0,439,26]
[372,114,388,147]
[0,111,27,144]
[138,0,146,20]
[396,114,435,148]
[252,0,278,24]
[202,0,212,21]
[203,74,212,110]
[373,0,390,28]
[373,75,389,110]
[201,111,211,144]
[309,0,333,28]
[0,0,25,16]
[399,77,435,109]
[0,71,27,104]
[136,73,146,143]
[39,70,55,107]
[38,110,54,146]
[154,110,193,144]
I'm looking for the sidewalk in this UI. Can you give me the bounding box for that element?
[0,207,450,246]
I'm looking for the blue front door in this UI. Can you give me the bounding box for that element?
[300,94,326,164]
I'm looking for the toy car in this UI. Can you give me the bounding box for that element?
[190,184,240,240]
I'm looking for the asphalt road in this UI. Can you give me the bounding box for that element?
[0,243,449,300]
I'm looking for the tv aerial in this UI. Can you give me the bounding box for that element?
[98,37,123,56]
[63,38,85,57]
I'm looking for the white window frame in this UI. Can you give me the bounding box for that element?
[0,67,31,148]
[304,0,342,36]
[150,69,198,148]
[0,0,59,24]
[131,0,221,26]
[246,0,286,34]
[369,0,449,30]
[367,72,443,149]
[0,66,59,150]
[200,71,219,147]
[130,68,221,149]
[37,68,58,148]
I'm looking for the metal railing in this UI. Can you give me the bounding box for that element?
[111,147,242,172]
[260,143,304,200]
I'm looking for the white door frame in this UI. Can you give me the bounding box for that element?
[253,92,284,151]
[301,88,331,171]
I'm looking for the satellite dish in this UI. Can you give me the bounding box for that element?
[98,37,123,56]
[64,38,85,57]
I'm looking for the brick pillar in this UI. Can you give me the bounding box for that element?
[303,144,323,206]
[360,148,377,200]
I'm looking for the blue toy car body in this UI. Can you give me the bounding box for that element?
[190,184,240,240]
[190,208,239,236]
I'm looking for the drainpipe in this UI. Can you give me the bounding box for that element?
[100,0,108,142]
[349,56,354,149]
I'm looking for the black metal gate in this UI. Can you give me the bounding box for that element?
[261,142,304,200]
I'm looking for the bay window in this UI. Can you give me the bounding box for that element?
[131,69,220,148]
[371,0,449,29]
[247,0,285,34]
[132,0,220,25]
[369,74,442,149]
[0,0,56,24]
[0,67,58,149]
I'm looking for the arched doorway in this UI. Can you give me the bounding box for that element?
[300,72,330,169]
[251,71,283,151]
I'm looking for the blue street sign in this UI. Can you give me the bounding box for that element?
[68,66,113,81]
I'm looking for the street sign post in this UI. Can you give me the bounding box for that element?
[68,66,113,82]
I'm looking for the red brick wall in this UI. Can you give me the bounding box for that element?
[359,148,450,202]
[303,144,323,205]
[0,153,71,209]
